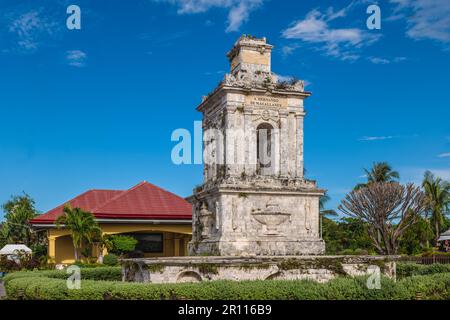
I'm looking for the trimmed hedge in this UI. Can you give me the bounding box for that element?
[3,269,450,300]
[397,262,450,278]
[103,254,119,266]
[3,266,122,283]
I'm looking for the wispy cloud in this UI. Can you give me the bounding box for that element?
[359,133,419,141]
[368,56,408,64]
[368,57,390,65]
[400,167,450,185]
[281,4,380,61]
[66,50,87,67]
[138,30,189,47]
[7,10,58,52]
[152,0,264,32]
[359,136,394,141]
[389,0,450,45]
[438,153,450,158]
[204,70,225,76]
[280,44,301,57]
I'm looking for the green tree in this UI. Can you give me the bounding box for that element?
[398,215,434,255]
[355,162,400,190]
[0,223,8,248]
[322,217,374,255]
[422,171,450,245]
[1,193,38,246]
[319,193,337,217]
[55,204,101,261]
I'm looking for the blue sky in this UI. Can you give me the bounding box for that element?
[0,0,449,219]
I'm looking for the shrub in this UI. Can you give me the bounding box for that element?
[109,235,138,256]
[4,269,450,300]
[103,254,119,266]
[397,262,450,278]
[72,261,103,268]
[30,244,48,258]
[0,256,21,272]
[3,266,122,284]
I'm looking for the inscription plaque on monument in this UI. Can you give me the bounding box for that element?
[246,95,286,108]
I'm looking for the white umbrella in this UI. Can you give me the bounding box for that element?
[438,229,450,241]
[0,244,32,255]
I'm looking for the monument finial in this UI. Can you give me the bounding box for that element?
[226,35,273,75]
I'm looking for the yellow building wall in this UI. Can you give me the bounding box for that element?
[55,235,76,264]
[47,223,192,264]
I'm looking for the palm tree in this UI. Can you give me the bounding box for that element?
[55,204,101,261]
[422,171,450,245]
[355,162,400,190]
[319,193,337,217]
[319,193,338,240]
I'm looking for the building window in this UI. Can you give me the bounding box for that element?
[256,123,274,175]
[126,233,164,253]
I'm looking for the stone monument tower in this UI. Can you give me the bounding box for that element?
[189,35,325,256]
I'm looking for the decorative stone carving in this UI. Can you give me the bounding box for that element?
[199,202,213,239]
[252,202,291,236]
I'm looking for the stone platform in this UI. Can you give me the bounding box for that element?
[121,255,397,284]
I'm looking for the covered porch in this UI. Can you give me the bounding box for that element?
[47,223,192,264]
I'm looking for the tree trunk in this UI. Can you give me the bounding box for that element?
[74,247,79,261]
[435,219,440,246]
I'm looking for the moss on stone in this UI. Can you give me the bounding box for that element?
[148,264,165,273]
[197,263,219,275]
[277,258,346,276]
[238,263,271,270]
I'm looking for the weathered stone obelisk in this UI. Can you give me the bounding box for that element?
[122,36,397,284]
[189,35,326,256]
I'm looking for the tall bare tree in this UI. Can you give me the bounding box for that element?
[339,182,426,255]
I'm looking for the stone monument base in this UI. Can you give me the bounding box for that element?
[191,239,325,256]
[121,255,397,284]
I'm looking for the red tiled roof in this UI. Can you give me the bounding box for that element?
[31,182,192,224]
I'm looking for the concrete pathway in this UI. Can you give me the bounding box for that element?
[0,281,6,299]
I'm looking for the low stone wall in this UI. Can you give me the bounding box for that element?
[121,256,397,284]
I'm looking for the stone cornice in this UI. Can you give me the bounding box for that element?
[197,84,311,112]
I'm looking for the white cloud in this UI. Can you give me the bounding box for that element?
[358,136,394,141]
[389,0,450,44]
[152,0,263,32]
[400,167,450,185]
[281,45,298,57]
[8,10,57,52]
[66,50,87,67]
[281,7,380,61]
[368,57,390,64]
[431,169,450,181]
[358,133,419,141]
[368,56,408,64]
[438,153,450,158]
